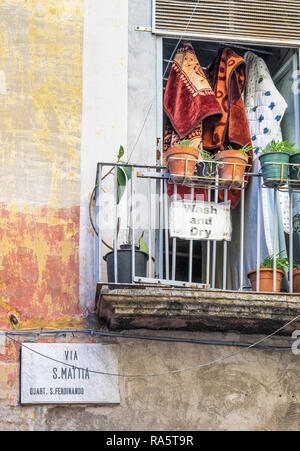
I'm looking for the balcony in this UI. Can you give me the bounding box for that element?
[93,158,300,334]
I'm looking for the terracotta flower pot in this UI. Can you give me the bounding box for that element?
[166,146,199,182]
[248,268,284,292]
[215,150,249,188]
[293,268,300,293]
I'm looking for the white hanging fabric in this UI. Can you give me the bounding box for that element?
[225,51,289,291]
[243,51,288,288]
[244,51,289,242]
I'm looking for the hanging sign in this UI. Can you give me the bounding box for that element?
[20,343,120,405]
[169,200,232,241]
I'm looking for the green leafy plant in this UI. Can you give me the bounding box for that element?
[293,259,300,269]
[226,144,253,154]
[139,232,155,262]
[98,145,132,205]
[199,148,216,161]
[124,230,155,261]
[116,145,132,205]
[116,147,155,259]
[90,145,135,252]
[176,139,192,147]
[260,251,289,271]
[294,213,300,233]
[91,146,154,263]
[198,148,216,174]
[260,140,299,154]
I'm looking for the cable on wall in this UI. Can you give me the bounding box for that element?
[4,311,299,379]
[2,328,292,350]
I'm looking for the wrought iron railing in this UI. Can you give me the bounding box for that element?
[92,159,300,294]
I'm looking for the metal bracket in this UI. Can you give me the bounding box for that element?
[134,276,209,289]
[135,26,152,32]
[137,171,166,180]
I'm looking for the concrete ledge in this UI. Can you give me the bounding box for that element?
[96,286,300,335]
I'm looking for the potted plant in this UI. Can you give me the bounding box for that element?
[292,215,300,292]
[90,145,151,286]
[196,148,217,185]
[165,139,199,181]
[248,252,289,292]
[90,145,132,249]
[293,263,300,293]
[289,145,300,189]
[259,140,293,188]
[215,144,252,188]
[103,232,150,285]
[294,213,300,233]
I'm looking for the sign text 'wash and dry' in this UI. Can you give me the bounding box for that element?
[169,200,232,241]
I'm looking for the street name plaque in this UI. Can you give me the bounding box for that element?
[20,343,120,404]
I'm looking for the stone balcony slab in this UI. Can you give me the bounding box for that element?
[96,285,300,335]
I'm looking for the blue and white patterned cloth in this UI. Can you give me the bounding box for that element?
[244,51,287,159]
[227,52,289,290]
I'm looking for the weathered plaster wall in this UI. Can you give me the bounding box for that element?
[79,0,129,308]
[127,0,157,167]
[0,331,300,431]
[79,0,157,306]
[0,0,85,415]
[0,0,84,329]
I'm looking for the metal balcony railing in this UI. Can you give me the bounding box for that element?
[92,159,300,294]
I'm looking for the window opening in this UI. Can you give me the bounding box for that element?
[161,37,300,288]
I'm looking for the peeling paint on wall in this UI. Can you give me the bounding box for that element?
[0,0,84,335]
[0,203,83,330]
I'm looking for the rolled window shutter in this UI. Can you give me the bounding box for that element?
[153,0,300,46]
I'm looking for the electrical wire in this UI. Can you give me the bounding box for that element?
[2,328,292,350]
[4,312,299,378]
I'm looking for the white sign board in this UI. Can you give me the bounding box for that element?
[169,200,232,241]
[20,343,120,405]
